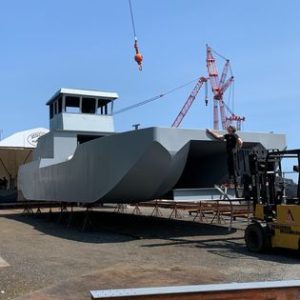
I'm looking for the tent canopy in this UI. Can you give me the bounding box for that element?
[0,128,48,149]
[0,128,48,189]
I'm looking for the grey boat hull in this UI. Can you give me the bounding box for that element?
[18,127,286,203]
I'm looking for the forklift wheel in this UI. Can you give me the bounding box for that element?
[245,222,269,253]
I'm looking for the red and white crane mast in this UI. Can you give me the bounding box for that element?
[171,45,245,130]
[206,45,234,130]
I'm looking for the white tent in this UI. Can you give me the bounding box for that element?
[0,128,48,191]
[0,127,48,149]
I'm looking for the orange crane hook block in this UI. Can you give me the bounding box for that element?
[128,0,143,71]
[134,39,143,71]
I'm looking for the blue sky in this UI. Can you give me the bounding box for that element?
[0,0,299,148]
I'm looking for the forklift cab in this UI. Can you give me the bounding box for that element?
[243,149,300,252]
[242,148,300,208]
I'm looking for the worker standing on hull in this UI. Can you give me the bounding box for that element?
[207,126,243,183]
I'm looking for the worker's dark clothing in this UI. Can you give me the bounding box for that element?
[224,133,239,153]
[226,152,235,178]
[224,133,240,178]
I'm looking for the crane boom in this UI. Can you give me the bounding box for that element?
[206,46,220,97]
[222,76,234,94]
[207,45,222,129]
[219,60,230,89]
[172,77,207,128]
[206,45,236,130]
[171,45,245,131]
[219,101,227,130]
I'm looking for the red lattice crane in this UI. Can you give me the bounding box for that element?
[206,45,236,130]
[226,114,246,131]
[172,45,245,130]
[223,100,246,131]
[171,77,208,128]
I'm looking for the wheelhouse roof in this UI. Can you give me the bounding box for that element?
[46,88,119,105]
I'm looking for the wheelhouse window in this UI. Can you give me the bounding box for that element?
[49,94,115,117]
[77,134,102,144]
[54,101,58,114]
[49,103,54,119]
[58,96,63,113]
[82,97,96,114]
[97,99,110,115]
[65,96,80,113]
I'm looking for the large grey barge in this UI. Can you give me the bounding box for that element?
[18,88,286,203]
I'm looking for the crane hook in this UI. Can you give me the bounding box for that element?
[134,38,143,71]
[128,0,143,71]
[204,79,209,106]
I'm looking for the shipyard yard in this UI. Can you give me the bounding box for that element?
[0,207,299,300]
[0,1,300,299]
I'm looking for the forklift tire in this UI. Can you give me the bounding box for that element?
[245,222,270,253]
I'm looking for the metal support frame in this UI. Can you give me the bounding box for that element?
[210,201,226,225]
[47,207,54,220]
[151,200,163,217]
[22,149,33,165]
[192,201,207,223]
[58,202,68,223]
[81,206,93,231]
[114,204,127,213]
[169,203,182,219]
[91,280,300,299]
[22,205,34,215]
[67,205,74,228]
[0,157,11,180]
[214,185,233,230]
[132,203,142,215]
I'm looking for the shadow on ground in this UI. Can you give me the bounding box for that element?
[4,210,300,264]
[142,228,300,264]
[3,209,234,243]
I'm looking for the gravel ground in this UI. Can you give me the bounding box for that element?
[0,207,300,300]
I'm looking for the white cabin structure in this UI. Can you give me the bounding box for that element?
[47,88,118,133]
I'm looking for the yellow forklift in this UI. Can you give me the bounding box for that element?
[242,148,300,252]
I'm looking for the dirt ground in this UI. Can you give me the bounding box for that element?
[0,207,300,300]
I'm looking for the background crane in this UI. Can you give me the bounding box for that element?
[172,45,245,131]
[224,102,246,131]
[206,45,235,130]
[171,77,208,128]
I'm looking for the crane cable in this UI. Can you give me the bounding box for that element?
[212,48,229,62]
[212,48,234,78]
[128,0,137,38]
[212,47,236,117]
[128,0,143,71]
[114,77,200,115]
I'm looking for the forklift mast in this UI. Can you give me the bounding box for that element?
[237,146,300,208]
[244,148,300,252]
